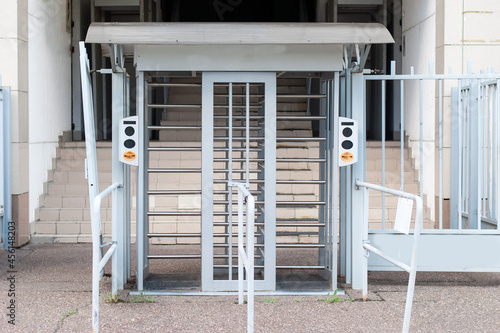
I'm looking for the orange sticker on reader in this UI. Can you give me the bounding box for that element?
[341,152,354,162]
[123,151,136,161]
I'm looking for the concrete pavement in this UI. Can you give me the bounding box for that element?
[1,243,499,332]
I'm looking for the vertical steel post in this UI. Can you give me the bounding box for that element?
[264,74,277,290]
[350,71,366,290]
[228,83,233,280]
[125,75,131,279]
[419,80,424,200]
[450,87,460,229]
[237,189,244,304]
[201,73,214,291]
[438,80,443,229]
[339,73,347,278]
[342,67,352,283]
[381,79,386,228]
[361,187,369,299]
[136,71,146,290]
[400,80,405,191]
[246,193,255,333]
[469,81,479,229]
[111,65,126,294]
[331,72,340,289]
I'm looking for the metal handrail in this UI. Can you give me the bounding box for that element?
[355,180,423,333]
[230,181,255,333]
[91,181,121,331]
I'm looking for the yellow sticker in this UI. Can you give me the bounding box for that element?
[123,151,136,161]
[341,152,354,162]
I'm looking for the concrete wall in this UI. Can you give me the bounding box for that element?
[28,0,72,224]
[0,0,30,246]
[434,0,500,225]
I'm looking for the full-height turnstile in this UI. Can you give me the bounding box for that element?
[135,71,340,292]
[83,21,394,295]
[201,72,276,291]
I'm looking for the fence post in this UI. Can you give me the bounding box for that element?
[450,87,459,228]
[111,60,126,294]
[469,81,479,229]
[350,71,366,290]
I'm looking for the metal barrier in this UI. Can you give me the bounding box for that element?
[356,180,423,333]
[79,42,124,333]
[230,181,255,333]
[0,78,11,250]
[363,61,500,230]
[453,76,500,229]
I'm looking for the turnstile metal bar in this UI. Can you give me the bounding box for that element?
[276,158,326,163]
[147,211,263,217]
[276,223,325,227]
[148,168,201,173]
[216,105,261,110]
[148,125,201,130]
[148,211,201,216]
[213,126,261,130]
[148,147,202,151]
[213,147,261,152]
[277,201,326,205]
[147,104,261,109]
[214,158,264,162]
[277,94,327,99]
[148,233,201,237]
[214,265,265,269]
[214,200,264,205]
[214,169,262,173]
[276,244,325,248]
[215,94,264,98]
[148,254,201,259]
[147,168,262,174]
[214,179,264,184]
[214,222,265,227]
[214,136,264,141]
[277,116,326,120]
[276,180,325,184]
[276,137,326,141]
[148,190,202,195]
[214,243,264,248]
[148,83,201,87]
[148,104,201,108]
[276,265,326,269]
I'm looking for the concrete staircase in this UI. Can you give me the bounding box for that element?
[365,140,433,229]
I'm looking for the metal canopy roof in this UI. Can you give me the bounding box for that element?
[85,22,394,45]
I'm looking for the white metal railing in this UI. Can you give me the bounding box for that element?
[356,180,423,333]
[80,42,125,333]
[454,76,499,229]
[364,62,500,231]
[91,182,121,331]
[229,181,255,333]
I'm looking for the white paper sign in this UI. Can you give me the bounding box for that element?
[394,197,413,234]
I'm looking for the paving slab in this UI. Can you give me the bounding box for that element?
[1,244,499,332]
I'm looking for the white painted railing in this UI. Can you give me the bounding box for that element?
[356,180,423,333]
[364,62,500,231]
[453,76,499,229]
[91,182,121,331]
[230,181,255,333]
[80,42,125,333]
